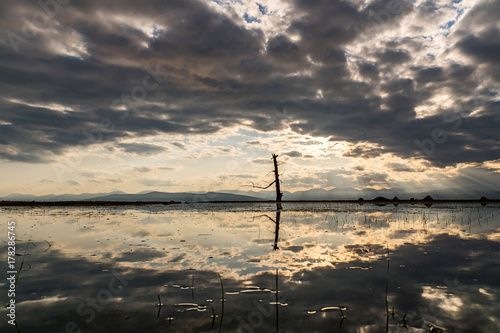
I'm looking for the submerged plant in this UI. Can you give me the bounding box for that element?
[218,272,225,333]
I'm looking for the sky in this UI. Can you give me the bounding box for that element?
[0,0,499,196]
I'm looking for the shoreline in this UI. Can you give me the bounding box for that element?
[1,199,498,207]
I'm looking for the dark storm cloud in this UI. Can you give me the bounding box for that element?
[457,27,500,80]
[287,0,360,59]
[356,172,390,186]
[266,35,299,58]
[343,146,384,158]
[117,143,166,156]
[170,142,187,150]
[0,0,498,167]
[358,62,379,80]
[246,140,262,146]
[386,163,416,172]
[133,166,152,173]
[414,66,445,84]
[375,49,410,64]
[283,150,302,158]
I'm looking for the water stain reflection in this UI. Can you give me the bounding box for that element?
[0,203,499,332]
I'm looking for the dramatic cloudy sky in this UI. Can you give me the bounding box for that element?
[0,0,499,196]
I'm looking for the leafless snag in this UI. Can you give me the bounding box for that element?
[247,154,284,249]
[247,154,283,205]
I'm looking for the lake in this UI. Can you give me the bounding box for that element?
[1,202,499,332]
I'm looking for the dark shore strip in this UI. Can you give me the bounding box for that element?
[0,199,498,207]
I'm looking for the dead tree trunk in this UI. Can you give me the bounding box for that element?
[272,154,283,203]
[249,154,283,207]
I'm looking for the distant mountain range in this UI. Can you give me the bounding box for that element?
[0,191,127,202]
[0,191,263,202]
[87,191,262,202]
[1,186,499,202]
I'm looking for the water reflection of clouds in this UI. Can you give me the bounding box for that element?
[3,204,500,275]
[1,204,499,331]
[4,237,498,332]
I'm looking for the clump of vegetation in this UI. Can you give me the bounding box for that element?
[373,196,390,201]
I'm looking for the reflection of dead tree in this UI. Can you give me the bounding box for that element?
[273,210,281,251]
[248,154,283,250]
[249,154,283,208]
[275,268,279,332]
[257,212,281,251]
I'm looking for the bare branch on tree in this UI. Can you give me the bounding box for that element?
[248,180,276,190]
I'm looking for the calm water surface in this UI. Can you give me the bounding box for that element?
[1,202,499,332]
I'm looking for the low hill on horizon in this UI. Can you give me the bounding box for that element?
[0,191,263,202]
[88,191,262,202]
[2,187,499,202]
